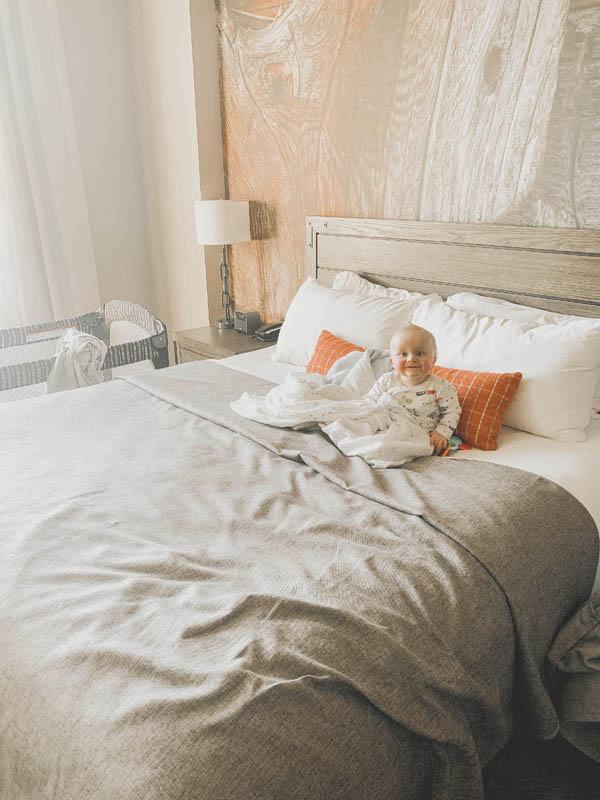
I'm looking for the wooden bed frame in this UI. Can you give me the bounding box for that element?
[306,216,600,318]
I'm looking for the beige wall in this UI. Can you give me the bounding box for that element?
[127,0,213,338]
[190,0,227,326]
[217,0,600,323]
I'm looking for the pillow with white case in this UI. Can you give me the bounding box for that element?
[447,292,600,411]
[447,291,600,328]
[274,277,420,366]
[412,297,600,442]
[333,270,436,302]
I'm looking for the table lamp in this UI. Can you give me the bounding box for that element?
[194,199,251,329]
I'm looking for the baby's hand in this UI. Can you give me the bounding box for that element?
[429,431,448,455]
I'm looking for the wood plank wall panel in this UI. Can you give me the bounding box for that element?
[316,236,600,304]
[216,0,600,322]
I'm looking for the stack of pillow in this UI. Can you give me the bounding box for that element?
[273,272,600,450]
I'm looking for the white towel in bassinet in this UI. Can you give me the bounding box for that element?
[46,328,107,394]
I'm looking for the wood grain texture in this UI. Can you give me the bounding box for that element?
[307,216,600,315]
[308,217,600,317]
[317,236,600,301]
[419,0,569,223]
[174,325,271,358]
[306,216,600,253]
[216,0,600,321]
[499,0,600,228]
[315,267,600,318]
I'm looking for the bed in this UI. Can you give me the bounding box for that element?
[1,217,599,800]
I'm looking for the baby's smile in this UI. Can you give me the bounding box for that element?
[389,328,436,387]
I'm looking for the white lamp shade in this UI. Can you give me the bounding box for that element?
[194,200,250,245]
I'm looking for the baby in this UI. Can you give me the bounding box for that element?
[367,324,461,455]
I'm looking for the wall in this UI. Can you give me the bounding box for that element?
[57,0,154,313]
[216,0,600,323]
[126,0,210,337]
[190,0,228,326]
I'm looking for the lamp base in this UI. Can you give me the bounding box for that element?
[216,318,234,330]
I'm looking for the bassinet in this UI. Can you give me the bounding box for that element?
[0,300,168,402]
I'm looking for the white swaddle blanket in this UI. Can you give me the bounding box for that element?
[46,329,107,394]
[231,349,433,468]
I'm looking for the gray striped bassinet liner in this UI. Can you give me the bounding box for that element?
[0,311,103,349]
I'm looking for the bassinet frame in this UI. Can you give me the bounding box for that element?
[0,300,168,392]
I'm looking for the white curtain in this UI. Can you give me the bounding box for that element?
[0,161,20,327]
[0,0,100,329]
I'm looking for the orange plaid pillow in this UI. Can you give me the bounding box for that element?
[306,330,364,375]
[432,366,522,451]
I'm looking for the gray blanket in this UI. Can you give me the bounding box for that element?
[0,361,596,800]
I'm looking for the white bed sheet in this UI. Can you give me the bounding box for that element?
[222,346,600,588]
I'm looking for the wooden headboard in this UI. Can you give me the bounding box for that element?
[306,217,600,318]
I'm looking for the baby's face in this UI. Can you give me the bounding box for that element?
[389,330,435,386]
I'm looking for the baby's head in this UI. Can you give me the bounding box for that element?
[389,324,437,386]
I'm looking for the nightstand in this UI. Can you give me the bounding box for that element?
[173,326,273,364]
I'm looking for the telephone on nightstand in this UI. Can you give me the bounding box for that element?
[254,322,283,342]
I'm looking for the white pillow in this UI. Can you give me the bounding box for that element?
[274,278,418,366]
[447,291,598,326]
[412,297,600,442]
[333,270,434,301]
[447,292,600,411]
